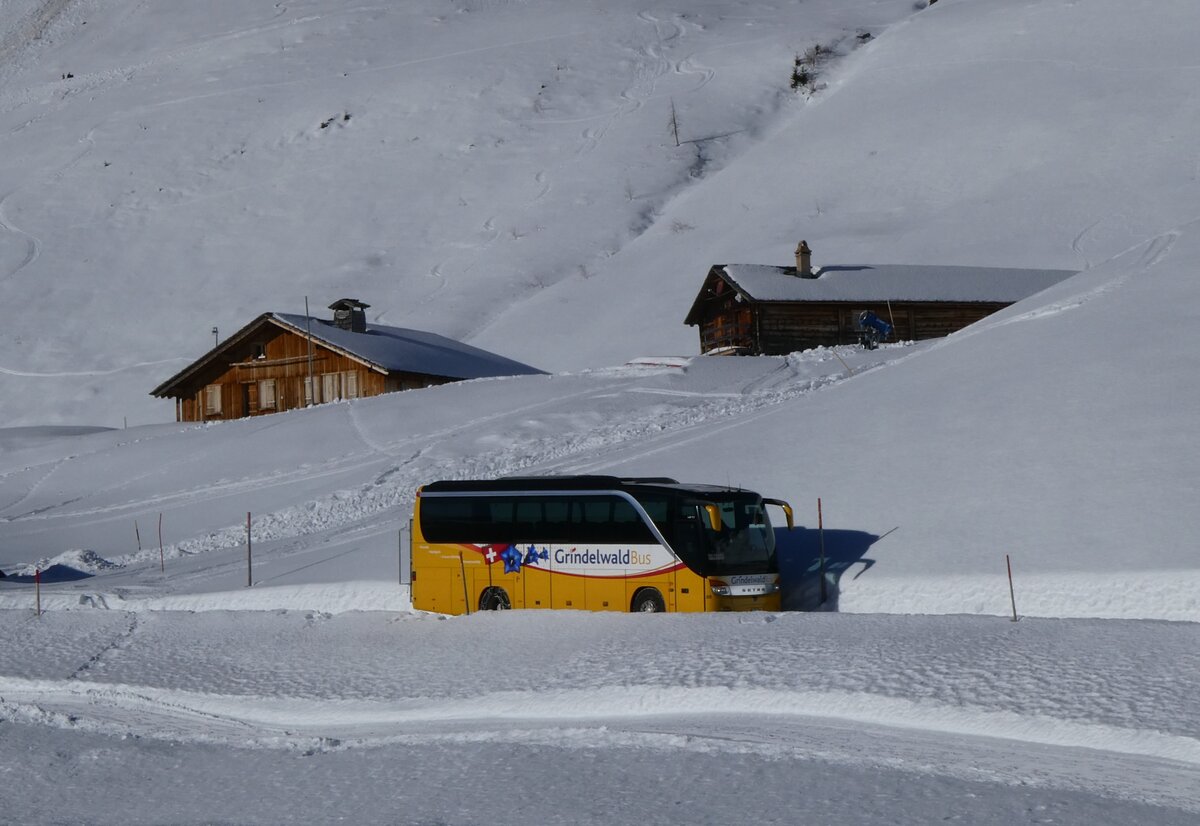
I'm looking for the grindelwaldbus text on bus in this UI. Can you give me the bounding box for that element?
[410,476,794,614]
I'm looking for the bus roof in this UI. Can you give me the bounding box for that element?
[419,476,758,496]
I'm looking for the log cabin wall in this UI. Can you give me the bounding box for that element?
[173,326,465,422]
[181,327,384,422]
[739,301,1012,355]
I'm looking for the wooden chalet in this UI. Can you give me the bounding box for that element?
[151,298,544,422]
[684,241,1077,355]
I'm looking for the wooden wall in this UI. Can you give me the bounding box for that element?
[175,326,453,422]
[696,301,1010,355]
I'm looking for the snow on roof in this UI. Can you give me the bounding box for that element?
[720,264,1078,303]
[272,313,545,380]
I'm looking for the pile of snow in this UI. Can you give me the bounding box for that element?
[6,549,121,578]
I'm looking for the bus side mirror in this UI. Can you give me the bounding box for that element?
[684,500,723,532]
[763,498,794,530]
[703,503,721,532]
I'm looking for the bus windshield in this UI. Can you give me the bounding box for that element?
[659,492,776,576]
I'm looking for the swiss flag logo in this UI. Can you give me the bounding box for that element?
[478,544,508,565]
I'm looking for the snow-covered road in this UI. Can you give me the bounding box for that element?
[1,607,1197,824]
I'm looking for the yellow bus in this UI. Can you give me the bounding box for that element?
[410,475,794,614]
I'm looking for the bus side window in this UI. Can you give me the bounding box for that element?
[515,499,543,538]
[543,498,571,542]
[488,499,515,543]
[612,499,654,543]
[637,496,670,533]
[422,496,490,542]
[571,499,609,542]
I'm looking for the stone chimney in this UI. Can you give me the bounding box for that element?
[329,298,370,333]
[795,240,813,278]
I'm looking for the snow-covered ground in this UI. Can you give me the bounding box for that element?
[3,608,1199,825]
[3,0,1200,822]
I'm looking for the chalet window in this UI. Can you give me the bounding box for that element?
[258,379,277,410]
[342,371,359,399]
[204,384,222,415]
[253,342,267,360]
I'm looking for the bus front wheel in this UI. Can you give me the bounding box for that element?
[479,587,511,611]
[631,588,665,613]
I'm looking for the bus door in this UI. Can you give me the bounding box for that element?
[672,562,705,612]
[670,502,712,612]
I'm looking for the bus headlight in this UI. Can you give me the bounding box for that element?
[711,583,731,597]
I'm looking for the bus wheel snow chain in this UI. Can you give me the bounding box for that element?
[480,587,510,611]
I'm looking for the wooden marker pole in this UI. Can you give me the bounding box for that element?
[246,512,253,587]
[459,551,470,615]
[158,513,165,573]
[35,568,41,617]
[1006,554,1018,622]
[135,520,142,551]
[818,498,828,604]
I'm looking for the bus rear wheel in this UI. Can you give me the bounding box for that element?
[479,587,510,611]
[631,588,665,613]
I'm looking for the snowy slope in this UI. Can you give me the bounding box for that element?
[3,2,1200,823]
[474,0,1200,368]
[0,0,915,427]
[1,0,1198,619]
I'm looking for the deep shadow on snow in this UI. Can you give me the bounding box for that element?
[776,526,884,611]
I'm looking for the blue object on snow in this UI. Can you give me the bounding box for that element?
[856,311,892,350]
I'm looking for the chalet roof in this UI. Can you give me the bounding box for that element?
[151,312,544,398]
[270,313,545,380]
[718,264,1078,304]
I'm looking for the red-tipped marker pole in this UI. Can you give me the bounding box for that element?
[818,498,828,604]
[246,512,253,587]
[1006,554,1018,622]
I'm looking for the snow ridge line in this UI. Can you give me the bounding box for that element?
[1,679,1197,766]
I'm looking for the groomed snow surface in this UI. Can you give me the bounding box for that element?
[2,609,1199,825]
[3,0,1200,822]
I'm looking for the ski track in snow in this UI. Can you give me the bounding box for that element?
[0,357,187,378]
[985,230,1180,331]
[0,189,40,282]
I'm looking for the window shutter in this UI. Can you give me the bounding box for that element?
[322,373,339,401]
[258,379,277,409]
